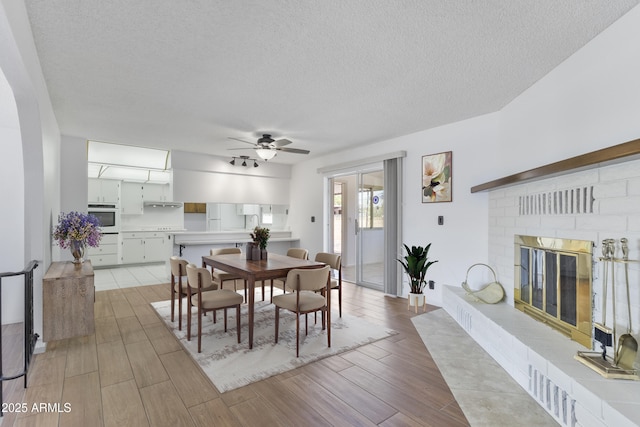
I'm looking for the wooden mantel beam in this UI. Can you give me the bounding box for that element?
[470,138,640,193]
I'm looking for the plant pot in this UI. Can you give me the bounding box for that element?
[408,292,426,313]
[261,249,268,260]
[246,243,255,260]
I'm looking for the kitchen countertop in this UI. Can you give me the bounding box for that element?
[170,230,298,245]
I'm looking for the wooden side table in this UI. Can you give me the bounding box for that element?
[42,261,95,342]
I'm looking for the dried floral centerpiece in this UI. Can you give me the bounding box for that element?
[52,211,102,264]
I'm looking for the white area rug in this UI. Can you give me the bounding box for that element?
[152,298,397,393]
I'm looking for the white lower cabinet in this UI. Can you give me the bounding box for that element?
[121,231,170,264]
[87,233,120,266]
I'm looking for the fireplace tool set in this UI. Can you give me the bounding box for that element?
[575,238,639,380]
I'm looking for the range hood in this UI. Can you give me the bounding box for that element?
[143,201,183,208]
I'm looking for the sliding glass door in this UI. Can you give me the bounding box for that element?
[355,170,384,290]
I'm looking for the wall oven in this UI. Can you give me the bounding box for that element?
[88,204,120,233]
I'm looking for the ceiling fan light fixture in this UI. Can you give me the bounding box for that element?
[256,148,276,160]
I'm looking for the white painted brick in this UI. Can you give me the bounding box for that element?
[575,401,607,427]
[497,216,516,228]
[540,216,577,230]
[599,159,640,181]
[489,188,507,199]
[599,196,640,215]
[556,169,600,188]
[516,216,541,228]
[571,380,604,419]
[629,215,640,232]
[628,177,640,196]
[592,181,627,199]
[576,215,627,232]
[602,401,640,427]
[496,196,516,207]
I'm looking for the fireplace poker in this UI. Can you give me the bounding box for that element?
[614,238,638,369]
[594,239,613,360]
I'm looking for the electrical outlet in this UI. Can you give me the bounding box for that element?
[429,280,435,289]
[438,216,444,225]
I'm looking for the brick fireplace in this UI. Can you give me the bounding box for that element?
[461,155,640,426]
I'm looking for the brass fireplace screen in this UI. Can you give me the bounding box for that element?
[514,235,593,348]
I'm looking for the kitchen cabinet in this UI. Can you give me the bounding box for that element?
[88,178,120,205]
[143,183,171,202]
[121,231,170,264]
[86,233,120,266]
[236,204,260,216]
[121,183,173,214]
[184,203,206,213]
[43,261,95,341]
[121,232,145,263]
[121,183,144,214]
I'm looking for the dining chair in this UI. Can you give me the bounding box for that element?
[208,247,249,301]
[314,252,343,317]
[186,263,243,353]
[171,256,217,330]
[270,248,309,302]
[273,265,331,357]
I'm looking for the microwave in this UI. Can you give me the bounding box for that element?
[88,204,120,233]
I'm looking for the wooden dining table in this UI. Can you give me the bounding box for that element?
[202,252,325,349]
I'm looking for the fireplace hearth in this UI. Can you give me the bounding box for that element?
[514,235,593,347]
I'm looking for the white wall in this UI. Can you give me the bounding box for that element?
[0,0,61,346]
[0,68,25,324]
[172,150,291,205]
[290,113,501,304]
[60,135,89,213]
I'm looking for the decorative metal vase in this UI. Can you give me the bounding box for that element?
[69,240,86,264]
[261,249,268,260]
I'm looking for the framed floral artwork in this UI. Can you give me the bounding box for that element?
[422,151,452,203]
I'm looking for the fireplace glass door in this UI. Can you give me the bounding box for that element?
[514,235,592,348]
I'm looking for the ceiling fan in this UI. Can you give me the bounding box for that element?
[228,134,310,160]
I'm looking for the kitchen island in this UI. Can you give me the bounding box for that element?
[169,230,300,263]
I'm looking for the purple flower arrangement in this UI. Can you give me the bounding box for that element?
[52,211,102,249]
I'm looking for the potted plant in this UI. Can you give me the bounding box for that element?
[250,226,270,260]
[52,211,102,264]
[397,243,438,311]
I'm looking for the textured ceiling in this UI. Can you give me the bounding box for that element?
[24,0,639,164]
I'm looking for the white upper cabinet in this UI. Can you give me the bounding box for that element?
[121,182,144,214]
[88,179,120,205]
[143,183,171,202]
[236,204,260,216]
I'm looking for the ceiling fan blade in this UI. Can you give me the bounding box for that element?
[228,137,257,146]
[273,138,292,147]
[277,147,310,155]
[227,147,252,151]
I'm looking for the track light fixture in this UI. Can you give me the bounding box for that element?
[229,155,259,168]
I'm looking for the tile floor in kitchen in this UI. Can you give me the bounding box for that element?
[93,263,170,291]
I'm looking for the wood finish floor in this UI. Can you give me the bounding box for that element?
[1,282,469,427]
